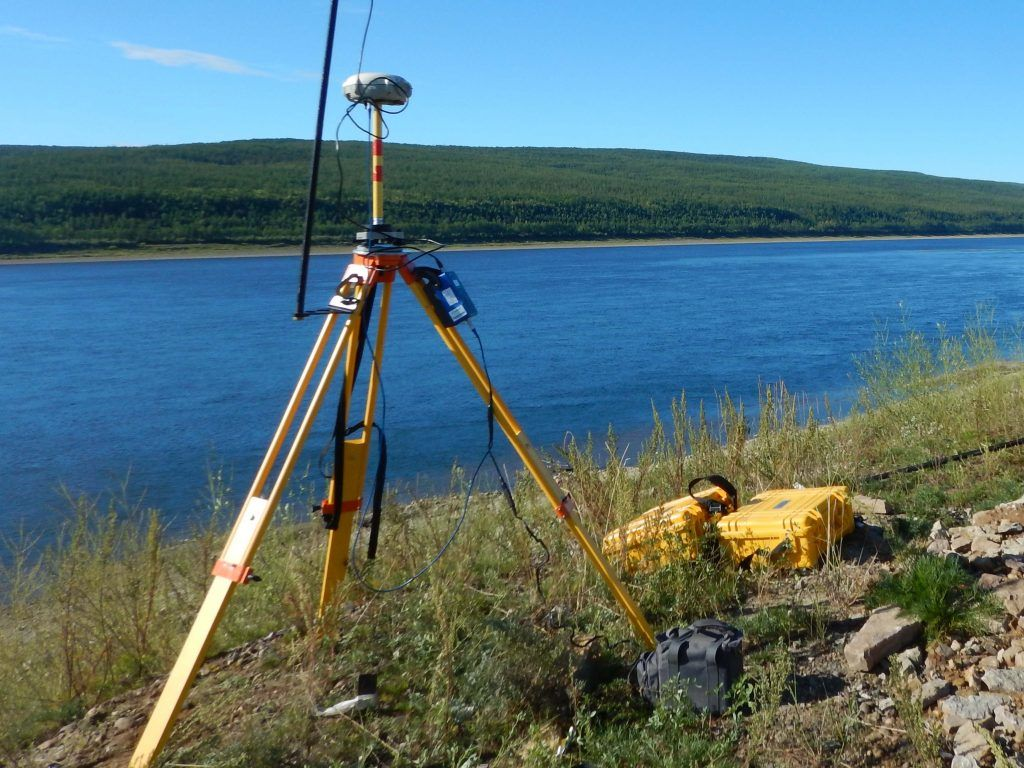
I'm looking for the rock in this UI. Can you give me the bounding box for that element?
[896,646,923,674]
[920,678,954,708]
[977,573,1007,590]
[950,533,975,553]
[966,667,984,690]
[970,535,1002,557]
[996,521,1024,536]
[953,722,992,765]
[927,535,951,556]
[995,704,1024,740]
[113,716,133,732]
[877,696,896,713]
[992,580,1024,616]
[974,502,1024,527]
[931,642,956,661]
[941,693,1011,733]
[1001,538,1024,557]
[1005,555,1024,575]
[844,606,923,673]
[981,668,1024,693]
[853,494,891,516]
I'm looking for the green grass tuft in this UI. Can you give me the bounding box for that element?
[866,553,1001,640]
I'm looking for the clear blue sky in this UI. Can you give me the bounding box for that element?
[3,0,1023,182]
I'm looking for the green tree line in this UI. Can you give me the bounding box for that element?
[1,139,1023,254]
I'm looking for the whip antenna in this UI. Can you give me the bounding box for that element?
[295,0,341,320]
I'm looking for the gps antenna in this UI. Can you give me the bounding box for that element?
[295,0,341,320]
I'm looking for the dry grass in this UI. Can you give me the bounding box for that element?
[4,310,1024,765]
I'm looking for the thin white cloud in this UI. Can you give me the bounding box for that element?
[1,24,68,43]
[112,41,269,77]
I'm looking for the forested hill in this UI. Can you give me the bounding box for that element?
[3,139,1024,254]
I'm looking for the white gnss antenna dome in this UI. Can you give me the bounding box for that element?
[342,72,412,105]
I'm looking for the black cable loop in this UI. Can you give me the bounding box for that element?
[469,324,551,599]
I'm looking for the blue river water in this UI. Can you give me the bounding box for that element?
[2,236,1024,540]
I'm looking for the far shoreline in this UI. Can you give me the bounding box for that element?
[2,231,1023,266]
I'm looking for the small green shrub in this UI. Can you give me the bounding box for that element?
[866,553,1000,640]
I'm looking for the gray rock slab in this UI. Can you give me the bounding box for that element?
[941,693,1012,733]
[970,536,1002,557]
[844,606,923,673]
[853,494,891,516]
[981,668,1024,693]
[920,678,954,709]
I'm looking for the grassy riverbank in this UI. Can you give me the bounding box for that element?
[3,313,1024,766]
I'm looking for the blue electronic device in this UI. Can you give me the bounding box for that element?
[416,268,477,327]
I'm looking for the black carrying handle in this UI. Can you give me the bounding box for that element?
[687,475,738,516]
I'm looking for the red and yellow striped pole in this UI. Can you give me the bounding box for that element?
[371,105,384,226]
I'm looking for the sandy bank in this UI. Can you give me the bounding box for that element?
[2,232,1023,266]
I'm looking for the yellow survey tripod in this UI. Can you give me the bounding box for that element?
[130,74,654,768]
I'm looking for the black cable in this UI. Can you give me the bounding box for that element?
[347,321,550,597]
[356,0,373,76]
[468,324,551,599]
[861,434,1024,483]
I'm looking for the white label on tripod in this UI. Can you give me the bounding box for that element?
[450,305,467,322]
[441,288,458,306]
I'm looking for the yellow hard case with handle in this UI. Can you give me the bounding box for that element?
[715,486,853,568]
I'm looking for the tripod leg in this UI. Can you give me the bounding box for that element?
[131,297,369,767]
[404,277,656,648]
[319,281,393,612]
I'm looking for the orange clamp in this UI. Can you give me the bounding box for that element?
[555,495,576,520]
[212,559,254,584]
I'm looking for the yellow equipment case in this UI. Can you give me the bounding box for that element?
[715,486,853,569]
[602,476,738,573]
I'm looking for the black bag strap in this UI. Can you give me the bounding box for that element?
[323,284,377,530]
[687,475,738,516]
